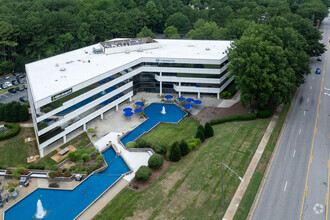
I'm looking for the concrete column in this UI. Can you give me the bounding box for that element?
[159,72,162,95]
[101,113,104,120]
[198,92,200,99]
[116,104,119,111]
[83,123,86,131]
[179,91,181,97]
[129,96,132,102]
[63,135,67,143]
[217,93,220,99]
[40,148,44,158]
[36,108,41,115]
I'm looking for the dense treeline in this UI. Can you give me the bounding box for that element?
[0,0,328,75]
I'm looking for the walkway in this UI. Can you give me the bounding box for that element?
[222,104,283,220]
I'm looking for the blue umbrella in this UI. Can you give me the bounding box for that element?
[135,101,144,106]
[112,94,120,99]
[195,84,201,87]
[123,107,132,112]
[193,100,202,105]
[134,108,142,113]
[98,80,106,85]
[107,77,115,81]
[187,98,194,103]
[177,97,185,102]
[124,111,133,117]
[165,94,173,100]
[184,104,193,109]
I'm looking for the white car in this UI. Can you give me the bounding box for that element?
[5,81,12,87]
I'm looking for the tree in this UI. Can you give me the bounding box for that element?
[227,24,296,107]
[179,139,189,156]
[135,165,152,181]
[164,26,180,39]
[166,12,191,33]
[137,26,156,38]
[3,101,29,123]
[148,154,164,168]
[169,141,181,162]
[204,122,214,138]
[296,0,328,24]
[145,1,163,31]
[195,129,205,142]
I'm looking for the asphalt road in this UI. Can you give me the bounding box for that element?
[253,13,330,220]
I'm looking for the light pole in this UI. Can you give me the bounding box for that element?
[221,160,243,207]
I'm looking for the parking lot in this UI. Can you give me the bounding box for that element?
[0,74,28,104]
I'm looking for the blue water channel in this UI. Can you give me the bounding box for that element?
[5,148,130,220]
[121,103,186,147]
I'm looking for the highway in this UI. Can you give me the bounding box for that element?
[252,13,330,220]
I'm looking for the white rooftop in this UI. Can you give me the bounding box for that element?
[26,39,231,103]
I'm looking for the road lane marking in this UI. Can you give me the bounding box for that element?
[325,93,330,96]
[284,181,288,191]
[307,98,309,103]
[300,33,329,220]
[313,76,315,80]
[299,128,302,135]
[310,86,312,90]
[304,111,306,116]
[326,153,330,220]
[293,150,296,158]
[325,87,330,90]
[329,132,330,139]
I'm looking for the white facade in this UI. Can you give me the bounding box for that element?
[26,38,232,157]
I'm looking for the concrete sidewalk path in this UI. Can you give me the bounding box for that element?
[222,104,283,220]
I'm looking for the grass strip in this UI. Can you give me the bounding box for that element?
[233,102,291,220]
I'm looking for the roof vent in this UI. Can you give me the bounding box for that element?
[60,68,66,71]
[137,47,143,52]
[55,63,59,67]
[125,49,130,54]
[187,45,195,47]
[205,47,210,51]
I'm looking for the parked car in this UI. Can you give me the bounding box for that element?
[17,78,26,84]
[12,80,19,86]
[16,73,25,79]
[317,56,322,61]
[1,84,7,89]
[315,68,321,74]
[4,81,12,87]
[13,72,20,77]
[17,86,24,91]
[8,88,17,93]
[4,75,9,80]
[19,96,29,103]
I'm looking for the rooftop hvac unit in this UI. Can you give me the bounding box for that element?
[125,49,130,54]
[60,68,66,71]
[93,47,102,54]
[137,47,143,52]
[205,48,210,51]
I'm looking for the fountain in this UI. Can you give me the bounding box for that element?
[161,106,166,114]
[35,199,46,219]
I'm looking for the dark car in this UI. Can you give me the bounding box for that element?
[12,80,19,86]
[13,72,20,77]
[8,88,16,93]
[16,73,25,79]
[1,84,7,89]
[316,68,321,74]
[17,86,24,91]
[317,56,322,61]
[19,96,29,103]
[4,75,9,80]
[17,78,26,84]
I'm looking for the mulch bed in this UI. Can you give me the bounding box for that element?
[191,102,249,125]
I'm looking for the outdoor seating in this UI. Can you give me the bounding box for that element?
[24,179,31,187]
[59,147,70,156]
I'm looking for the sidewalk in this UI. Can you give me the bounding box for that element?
[222,104,283,220]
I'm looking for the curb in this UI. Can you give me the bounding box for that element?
[247,89,299,220]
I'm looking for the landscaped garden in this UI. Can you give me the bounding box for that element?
[94,118,271,219]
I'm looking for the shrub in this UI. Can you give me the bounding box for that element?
[64,170,71,177]
[221,91,232,99]
[12,169,22,178]
[204,122,214,138]
[48,172,56,178]
[28,164,45,170]
[257,109,272,118]
[154,144,166,155]
[62,168,68,173]
[86,147,96,154]
[169,141,181,162]
[6,169,13,174]
[126,141,136,149]
[81,153,91,162]
[87,128,94,133]
[96,155,104,161]
[148,154,164,168]
[8,187,15,193]
[68,151,82,162]
[0,123,21,141]
[187,138,201,151]
[55,170,62,177]
[195,129,205,142]
[42,106,53,113]
[179,139,189,156]
[50,165,58,171]
[198,124,204,133]
[135,166,152,181]
[210,113,257,125]
[136,140,151,148]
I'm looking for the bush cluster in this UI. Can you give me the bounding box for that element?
[257,109,272,118]
[135,166,152,181]
[0,123,21,141]
[148,154,164,169]
[186,138,201,151]
[68,147,96,162]
[135,140,152,148]
[126,141,136,149]
[221,91,232,99]
[210,113,257,125]
[0,101,29,123]
[12,167,28,178]
[153,144,166,155]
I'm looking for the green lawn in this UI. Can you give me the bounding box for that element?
[0,129,91,169]
[94,119,270,219]
[139,117,200,147]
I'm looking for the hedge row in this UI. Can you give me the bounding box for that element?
[0,123,21,141]
[210,113,257,125]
